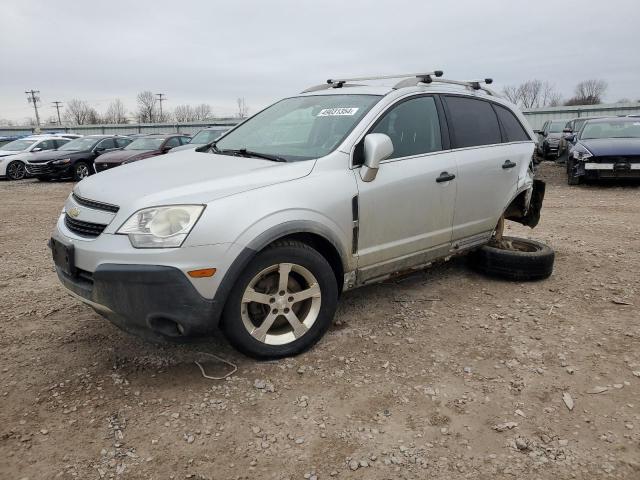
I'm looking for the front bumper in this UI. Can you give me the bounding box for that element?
[95,162,121,173]
[51,215,247,340]
[574,160,640,179]
[55,262,219,339]
[26,161,73,178]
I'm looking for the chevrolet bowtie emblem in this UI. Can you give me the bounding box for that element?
[68,207,81,218]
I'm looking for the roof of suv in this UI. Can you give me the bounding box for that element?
[297,74,516,110]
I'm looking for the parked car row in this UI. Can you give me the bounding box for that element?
[0,127,229,181]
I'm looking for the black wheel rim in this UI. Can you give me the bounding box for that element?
[7,161,26,180]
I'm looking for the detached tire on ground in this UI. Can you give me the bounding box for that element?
[222,240,338,359]
[470,236,554,281]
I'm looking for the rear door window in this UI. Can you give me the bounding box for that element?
[444,96,501,148]
[494,105,530,142]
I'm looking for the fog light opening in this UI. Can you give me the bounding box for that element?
[148,316,185,337]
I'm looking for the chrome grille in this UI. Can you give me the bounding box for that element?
[64,214,107,238]
[26,163,54,175]
[72,193,119,213]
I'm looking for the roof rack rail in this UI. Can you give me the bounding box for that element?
[301,70,444,93]
[410,77,499,97]
[301,71,499,97]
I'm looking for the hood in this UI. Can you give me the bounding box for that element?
[74,149,315,208]
[580,138,640,157]
[96,149,155,164]
[0,150,24,158]
[0,151,35,162]
[546,132,562,140]
[170,144,198,152]
[26,149,89,163]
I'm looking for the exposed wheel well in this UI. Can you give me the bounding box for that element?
[266,233,344,291]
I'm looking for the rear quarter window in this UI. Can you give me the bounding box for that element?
[444,96,501,148]
[494,105,530,142]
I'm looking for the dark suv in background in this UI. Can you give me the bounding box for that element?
[95,134,190,172]
[25,135,132,181]
[536,119,569,159]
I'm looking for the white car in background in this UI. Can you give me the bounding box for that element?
[0,136,71,180]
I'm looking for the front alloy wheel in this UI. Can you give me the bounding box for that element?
[222,241,338,359]
[6,160,26,180]
[74,162,90,181]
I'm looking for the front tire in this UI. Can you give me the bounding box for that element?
[566,158,581,185]
[6,160,26,180]
[222,240,338,359]
[73,161,91,181]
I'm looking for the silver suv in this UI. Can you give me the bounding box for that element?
[50,72,547,358]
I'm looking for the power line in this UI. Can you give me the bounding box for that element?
[52,101,63,126]
[25,89,41,131]
[156,93,166,121]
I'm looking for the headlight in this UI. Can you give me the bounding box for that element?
[117,205,205,248]
[52,158,71,165]
[572,150,592,161]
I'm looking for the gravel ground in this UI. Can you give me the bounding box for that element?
[1,163,639,480]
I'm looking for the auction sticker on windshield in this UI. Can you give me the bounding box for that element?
[317,107,359,116]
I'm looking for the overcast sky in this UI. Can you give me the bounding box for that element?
[1,0,639,123]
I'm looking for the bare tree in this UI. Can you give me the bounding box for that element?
[64,99,96,125]
[136,91,157,123]
[193,104,212,121]
[564,79,608,105]
[236,98,249,118]
[174,104,195,122]
[103,99,128,124]
[501,80,562,109]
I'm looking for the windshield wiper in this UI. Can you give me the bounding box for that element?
[196,141,286,162]
[220,148,287,163]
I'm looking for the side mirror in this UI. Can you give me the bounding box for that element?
[32,147,42,152]
[162,145,173,152]
[562,128,573,133]
[360,133,393,182]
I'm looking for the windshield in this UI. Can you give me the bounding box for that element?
[581,120,640,139]
[59,137,100,151]
[548,121,565,133]
[574,119,587,132]
[125,138,165,150]
[215,94,382,161]
[0,139,36,151]
[191,129,226,144]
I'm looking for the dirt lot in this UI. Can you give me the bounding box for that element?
[1,163,639,480]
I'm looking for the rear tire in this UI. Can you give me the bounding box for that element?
[221,240,338,359]
[470,236,554,281]
[6,160,26,180]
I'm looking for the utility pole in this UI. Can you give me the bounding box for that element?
[156,93,166,122]
[52,101,63,126]
[25,89,41,132]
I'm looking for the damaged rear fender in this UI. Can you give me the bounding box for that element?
[503,179,546,228]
